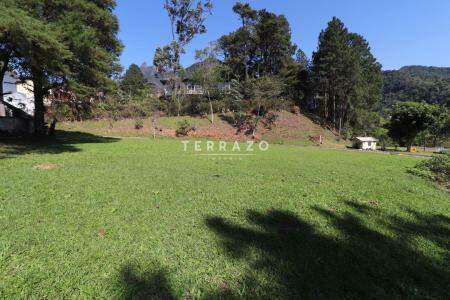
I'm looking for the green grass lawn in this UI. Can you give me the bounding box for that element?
[0,132,449,298]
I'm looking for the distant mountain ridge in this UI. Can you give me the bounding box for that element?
[389,65,450,79]
[382,65,450,110]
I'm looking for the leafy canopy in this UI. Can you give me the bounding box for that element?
[121,64,148,96]
[219,3,296,80]
[388,102,443,148]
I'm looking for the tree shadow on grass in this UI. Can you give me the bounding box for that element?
[117,264,174,300]
[205,202,450,299]
[0,130,119,159]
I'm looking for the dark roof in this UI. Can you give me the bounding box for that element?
[139,60,225,92]
[140,63,167,90]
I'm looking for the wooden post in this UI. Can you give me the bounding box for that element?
[152,113,157,139]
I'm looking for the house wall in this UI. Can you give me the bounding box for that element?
[3,72,34,99]
[3,72,17,94]
[361,141,377,150]
[16,81,34,99]
[0,117,33,134]
[2,72,35,116]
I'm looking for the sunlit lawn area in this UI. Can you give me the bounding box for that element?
[0,132,448,298]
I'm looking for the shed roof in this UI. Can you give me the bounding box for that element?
[355,137,378,142]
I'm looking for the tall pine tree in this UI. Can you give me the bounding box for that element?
[312,17,382,134]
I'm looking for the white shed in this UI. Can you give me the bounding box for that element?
[353,137,378,151]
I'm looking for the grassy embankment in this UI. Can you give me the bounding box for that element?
[58,111,345,147]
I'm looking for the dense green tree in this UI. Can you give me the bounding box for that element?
[153,42,183,75]
[427,108,450,146]
[311,17,383,134]
[0,1,72,133]
[347,33,383,132]
[255,9,296,77]
[388,102,439,151]
[230,2,257,80]
[0,1,23,98]
[312,17,357,132]
[232,2,257,27]
[279,49,311,109]
[0,1,69,96]
[219,28,255,81]
[120,64,147,97]
[219,3,296,80]
[295,49,310,70]
[372,127,391,150]
[1,0,122,134]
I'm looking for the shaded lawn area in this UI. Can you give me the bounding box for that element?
[0,133,449,298]
[0,131,119,159]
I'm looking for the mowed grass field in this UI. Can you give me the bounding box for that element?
[0,132,449,298]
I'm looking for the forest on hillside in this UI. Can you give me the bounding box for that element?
[382,66,450,114]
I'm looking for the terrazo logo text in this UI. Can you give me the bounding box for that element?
[182,140,269,160]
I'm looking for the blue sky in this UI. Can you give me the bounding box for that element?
[115,0,450,71]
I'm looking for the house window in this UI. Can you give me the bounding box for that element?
[368,142,372,147]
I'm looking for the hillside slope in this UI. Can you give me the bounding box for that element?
[59,111,344,147]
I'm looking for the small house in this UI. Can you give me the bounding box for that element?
[353,137,378,151]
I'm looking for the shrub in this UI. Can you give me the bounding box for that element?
[262,112,278,129]
[233,111,248,129]
[134,119,144,130]
[175,119,195,137]
[409,153,450,188]
[291,106,301,115]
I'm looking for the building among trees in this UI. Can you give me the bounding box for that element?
[0,71,35,134]
[353,137,378,151]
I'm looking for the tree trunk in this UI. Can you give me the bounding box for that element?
[0,57,9,116]
[338,116,342,136]
[323,92,328,122]
[172,79,182,117]
[252,104,261,139]
[207,91,214,124]
[338,103,345,135]
[171,82,179,116]
[48,119,57,136]
[332,94,336,128]
[0,62,7,97]
[245,63,249,81]
[32,69,47,135]
[0,70,5,117]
